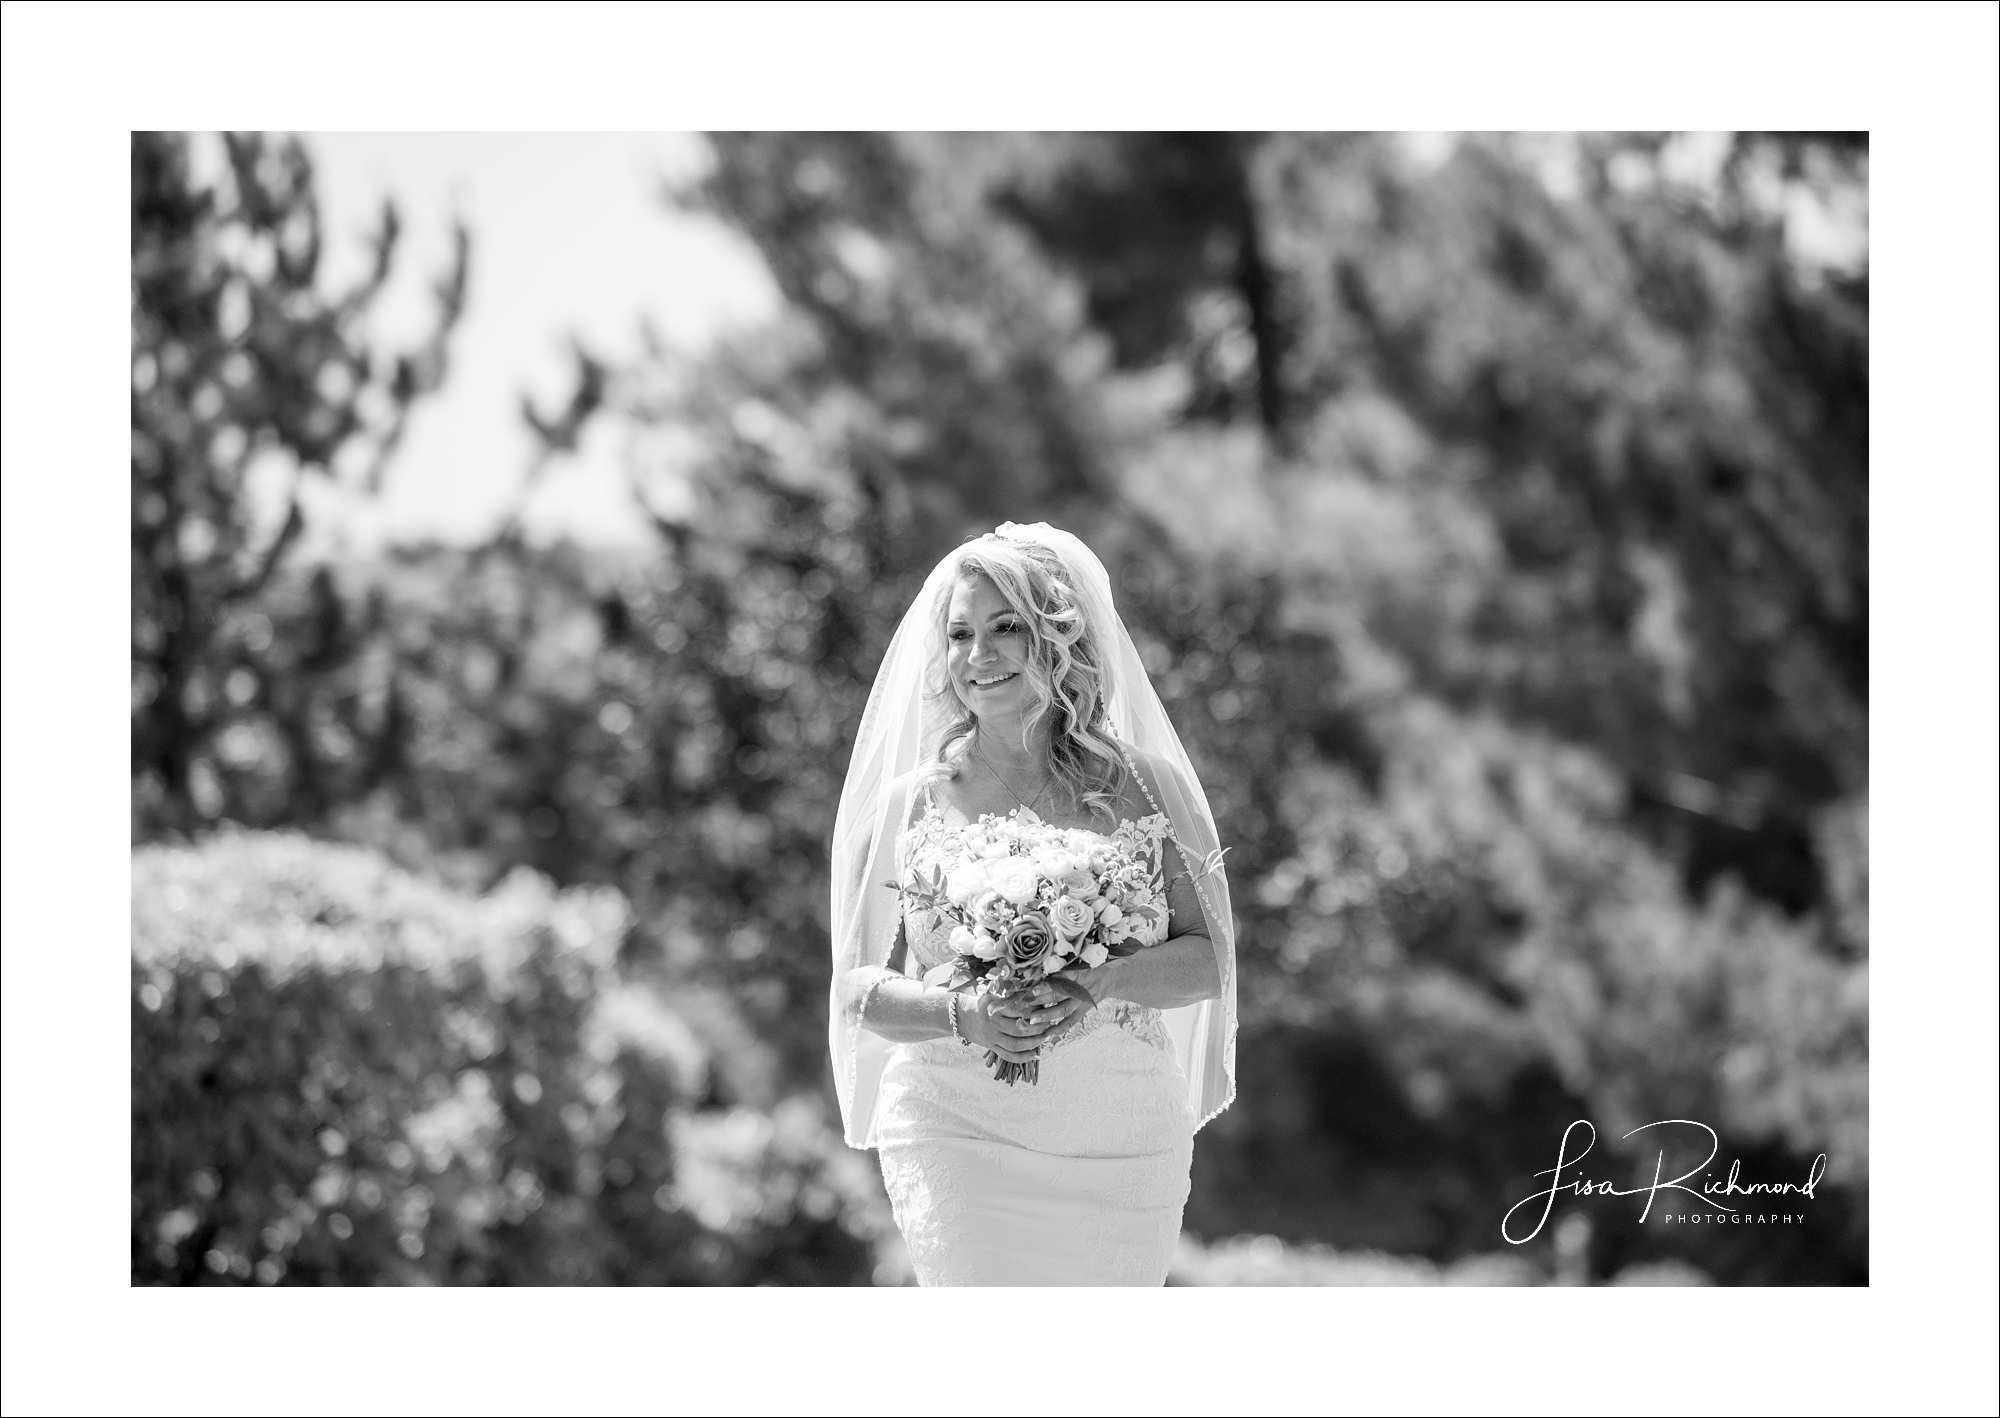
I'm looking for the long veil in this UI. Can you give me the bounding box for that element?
[828,521,1237,1148]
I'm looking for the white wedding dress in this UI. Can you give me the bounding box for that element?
[873,795,1195,1286]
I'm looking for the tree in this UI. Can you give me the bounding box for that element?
[611,132,1869,1279]
[993,131,1867,915]
[131,131,467,835]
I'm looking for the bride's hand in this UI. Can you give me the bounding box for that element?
[1004,973,1097,1048]
[957,986,1049,1064]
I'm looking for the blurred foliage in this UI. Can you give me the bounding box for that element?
[132,831,889,1285]
[133,131,1868,1285]
[1168,1230,1715,1286]
[132,131,466,834]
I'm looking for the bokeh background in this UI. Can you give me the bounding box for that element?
[131,130,1867,1287]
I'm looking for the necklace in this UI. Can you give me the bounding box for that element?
[975,737,1053,816]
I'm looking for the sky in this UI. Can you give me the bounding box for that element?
[298,132,779,550]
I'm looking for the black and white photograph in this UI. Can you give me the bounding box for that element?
[124,125,1879,1292]
[4,5,1997,1415]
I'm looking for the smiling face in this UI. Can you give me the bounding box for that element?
[946,573,1033,718]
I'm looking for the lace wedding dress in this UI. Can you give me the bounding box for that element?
[872,794,1195,1286]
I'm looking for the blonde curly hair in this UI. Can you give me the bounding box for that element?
[916,533,1130,826]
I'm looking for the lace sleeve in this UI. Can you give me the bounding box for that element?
[1116,744,1223,933]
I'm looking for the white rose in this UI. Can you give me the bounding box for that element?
[1048,895,1095,941]
[944,859,991,906]
[988,857,1040,906]
[971,928,1003,961]
[1096,902,1123,926]
[979,839,1011,861]
[1062,867,1099,901]
[1080,941,1109,968]
[969,890,1010,934]
[948,925,978,956]
[1031,849,1074,881]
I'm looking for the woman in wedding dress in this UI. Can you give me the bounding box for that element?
[829,523,1236,1285]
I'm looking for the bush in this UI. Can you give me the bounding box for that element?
[1169,1234,1546,1286]
[132,830,890,1285]
[1167,1234,1712,1286]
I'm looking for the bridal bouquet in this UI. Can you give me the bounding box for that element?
[894,808,1170,1085]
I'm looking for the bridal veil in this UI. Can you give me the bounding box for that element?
[829,521,1237,1147]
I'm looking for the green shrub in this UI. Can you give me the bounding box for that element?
[132,830,890,1285]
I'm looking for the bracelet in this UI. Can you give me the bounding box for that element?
[947,992,970,1047]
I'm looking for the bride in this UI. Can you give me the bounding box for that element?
[830,522,1236,1285]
